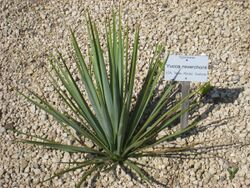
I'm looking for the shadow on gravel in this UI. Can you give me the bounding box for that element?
[88,163,168,187]
[120,164,168,187]
[204,87,244,104]
[195,87,244,120]
[184,86,244,137]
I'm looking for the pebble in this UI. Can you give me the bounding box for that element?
[0,126,6,133]
[26,68,33,76]
[20,159,28,170]
[33,168,41,175]
[62,153,70,162]
[40,113,48,121]
[30,105,36,113]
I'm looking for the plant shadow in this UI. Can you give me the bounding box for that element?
[87,85,245,188]
[182,86,244,138]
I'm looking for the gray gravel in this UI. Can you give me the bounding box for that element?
[0,0,250,187]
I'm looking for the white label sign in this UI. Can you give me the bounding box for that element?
[164,55,208,82]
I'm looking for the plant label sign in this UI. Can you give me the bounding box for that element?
[164,55,209,129]
[164,55,208,82]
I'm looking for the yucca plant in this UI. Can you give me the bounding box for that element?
[17,12,206,187]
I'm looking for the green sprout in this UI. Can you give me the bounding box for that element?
[227,166,239,180]
[199,82,213,96]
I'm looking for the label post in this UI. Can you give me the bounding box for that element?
[180,81,190,129]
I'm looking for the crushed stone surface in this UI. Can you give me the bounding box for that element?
[0,0,249,187]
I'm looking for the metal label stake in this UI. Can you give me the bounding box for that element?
[180,81,190,129]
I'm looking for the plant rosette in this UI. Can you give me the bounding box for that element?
[16,11,207,187]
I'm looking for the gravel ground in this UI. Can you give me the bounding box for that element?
[1,0,250,187]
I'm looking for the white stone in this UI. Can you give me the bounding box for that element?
[30,105,36,113]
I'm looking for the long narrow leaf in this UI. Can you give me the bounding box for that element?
[42,159,103,183]
[20,140,102,154]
